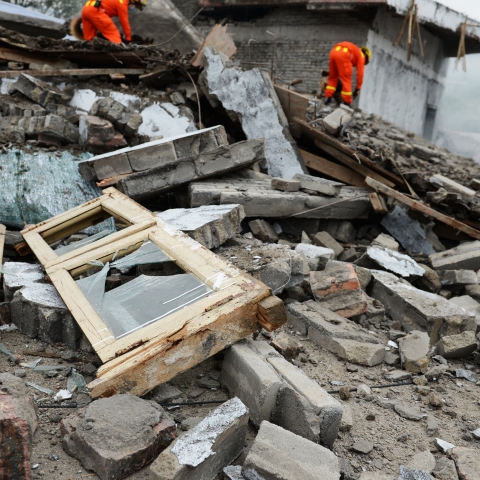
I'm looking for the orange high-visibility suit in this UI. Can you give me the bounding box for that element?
[82,0,132,44]
[325,42,366,105]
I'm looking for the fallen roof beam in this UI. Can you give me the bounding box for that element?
[0,68,145,78]
[365,177,480,241]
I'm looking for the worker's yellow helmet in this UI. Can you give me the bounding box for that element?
[131,0,146,10]
[361,46,372,64]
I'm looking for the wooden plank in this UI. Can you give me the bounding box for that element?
[48,269,115,361]
[44,220,156,270]
[191,24,237,67]
[274,85,309,137]
[0,224,5,281]
[300,149,366,188]
[257,295,288,332]
[369,192,389,215]
[365,177,480,241]
[315,140,396,188]
[88,289,269,398]
[96,173,132,188]
[22,232,58,265]
[0,47,72,68]
[100,197,153,225]
[0,68,145,78]
[295,118,405,187]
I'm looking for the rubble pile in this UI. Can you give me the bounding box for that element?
[1,23,480,480]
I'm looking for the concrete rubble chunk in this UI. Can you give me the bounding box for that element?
[249,219,279,243]
[189,179,370,219]
[11,73,69,106]
[310,261,368,318]
[438,269,478,286]
[156,204,245,249]
[287,301,384,366]
[323,220,356,244]
[436,331,478,359]
[407,450,436,473]
[79,115,126,154]
[451,447,478,480]
[224,465,244,480]
[221,340,283,427]
[216,244,307,294]
[394,403,423,421]
[381,206,435,255]
[242,421,341,480]
[450,295,480,327]
[295,243,335,271]
[268,355,343,448]
[117,139,264,200]
[314,231,344,258]
[430,240,480,271]
[372,233,399,251]
[2,262,44,302]
[10,283,82,349]
[293,173,344,197]
[0,373,38,480]
[398,330,430,373]
[430,174,476,203]
[358,247,425,278]
[271,177,300,192]
[432,457,459,480]
[151,384,182,404]
[77,125,228,181]
[370,270,476,343]
[61,394,176,480]
[201,48,306,179]
[150,397,248,480]
[322,105,353,136]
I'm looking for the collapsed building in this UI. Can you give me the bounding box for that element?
[1,3,480,480]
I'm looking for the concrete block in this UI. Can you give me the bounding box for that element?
[357,247,425,278]
[2,262,44,302]
[414,264,442,294]
[372,233,399,251]
[293,173,343,197]
[249,219,279,243]
[438,270,478,286]
[322,105,353,136]
[450,295,480,327]
[202,48,306,179]
[430,174,476,203]
[268,356,343,448]
[310,261,367,318]
[118,139,264,200]
[221,341,283,427]
[370,270,476,343]
[150,398,248,480]
[128,142,177,171]
[151,384,182,404]
[242,421,340,480]
[430,241,480,271]
[313,231,343,258]
[157,204,245,249]
[10,283,82,349]
[189,179,370,219]
[436,331,477,358]
[294,243,335,270]
[381,206,435,255]
[271,177,300,192]
[351,295,386,327]
[287,301,384,366]
[323,220,356,243]
[62,394,176,480]
[0,374,38,480]
[398,330,430,374]
[11,73,67,106]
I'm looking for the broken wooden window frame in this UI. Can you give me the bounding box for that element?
[20,187,286,398]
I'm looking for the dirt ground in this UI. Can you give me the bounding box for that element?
[1,318,480,479]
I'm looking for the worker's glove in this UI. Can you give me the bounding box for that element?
[324,97,332,105]
[353,88,360,99]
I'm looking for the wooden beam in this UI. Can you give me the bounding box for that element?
[191,24,237,67]
[365,177,480,241]
[0,68,145,78]
[294,118,405,187]
[274,85,309,137]
[0,47,72,68]
[369,192,388,215]
[314,140,396,188]
[0,224,5,282]
[300,149,366,188]
[257,295,288,332]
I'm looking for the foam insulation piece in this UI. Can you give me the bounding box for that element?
[202,48,305,179]
[0,149,114,232]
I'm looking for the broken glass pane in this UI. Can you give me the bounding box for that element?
[110,240,172,268]
[55,229,112,256]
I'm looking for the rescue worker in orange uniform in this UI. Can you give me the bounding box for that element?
[324,42,372,105]
[79,0,146,44]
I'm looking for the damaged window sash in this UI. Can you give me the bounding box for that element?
[20,188,287,398]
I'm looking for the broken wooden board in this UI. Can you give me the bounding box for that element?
[295,118,405,188]
[0,47,73,68]
[192,24,237,67]
[0,224,5,281]
[274,85,309,137]
[0,68,145,78]
[369,192,388,215]
[365,177,480,241]
[300,149,366,188]
[21,188,286,398]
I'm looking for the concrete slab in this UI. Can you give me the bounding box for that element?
[430,241,480,271]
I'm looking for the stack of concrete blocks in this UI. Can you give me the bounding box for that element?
[221,338,343,449]
[189,178,370,219]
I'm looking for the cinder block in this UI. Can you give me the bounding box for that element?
[313,231,343,258]
[271,177,301,192]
